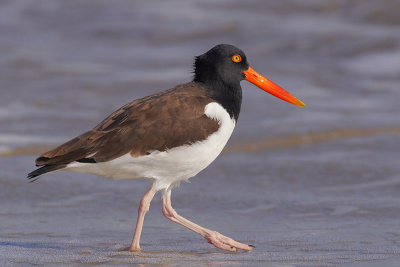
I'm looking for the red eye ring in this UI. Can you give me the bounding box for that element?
[232,54,242,63]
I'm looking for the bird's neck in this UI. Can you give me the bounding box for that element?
[195,79,242,122]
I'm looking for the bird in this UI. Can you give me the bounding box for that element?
[28,44,305,252]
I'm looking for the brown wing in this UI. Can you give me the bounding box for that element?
[35,82,220,166]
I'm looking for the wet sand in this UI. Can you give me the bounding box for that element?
[1,0,400,266]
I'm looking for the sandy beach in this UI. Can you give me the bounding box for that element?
[1,1,400,265]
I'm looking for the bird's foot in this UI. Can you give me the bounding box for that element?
[204,231,253,252]
[119,245,141,252]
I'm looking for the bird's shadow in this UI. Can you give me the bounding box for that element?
[0,241,64,250]
[117,246,249,257]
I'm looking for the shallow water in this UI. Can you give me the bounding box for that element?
[1,0,400,266]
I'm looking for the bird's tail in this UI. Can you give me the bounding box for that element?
[27,164,66,183]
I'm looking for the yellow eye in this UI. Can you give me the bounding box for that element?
[232,54,242,63]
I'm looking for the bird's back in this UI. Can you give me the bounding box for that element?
[28,82,222,182]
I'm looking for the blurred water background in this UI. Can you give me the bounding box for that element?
[1,0,400,266]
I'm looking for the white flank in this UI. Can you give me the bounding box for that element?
[66,102,235,191]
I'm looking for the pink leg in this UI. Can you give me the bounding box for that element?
[162,190,253,252]
[129,186,157,251]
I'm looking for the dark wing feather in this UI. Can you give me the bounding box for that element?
[34,82,219,169]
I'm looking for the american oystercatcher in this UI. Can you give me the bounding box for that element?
[28,44,305,252]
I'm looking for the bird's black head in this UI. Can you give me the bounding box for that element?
[193,44,249,121]
[192,44,305,121]
[193,44,249,87]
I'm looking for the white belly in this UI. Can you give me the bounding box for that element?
[65,102,235,191]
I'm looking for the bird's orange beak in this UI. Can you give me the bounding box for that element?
[243,67,305,107]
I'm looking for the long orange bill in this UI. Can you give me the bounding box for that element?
[243,67,305,107]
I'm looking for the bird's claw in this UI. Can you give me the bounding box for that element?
[204,230,253,252]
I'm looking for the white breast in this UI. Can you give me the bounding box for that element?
[66,102,235,191]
